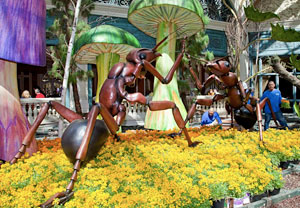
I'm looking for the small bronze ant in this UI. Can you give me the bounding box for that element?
[183,55,279,140]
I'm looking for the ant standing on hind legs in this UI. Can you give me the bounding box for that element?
[9,36,201,207]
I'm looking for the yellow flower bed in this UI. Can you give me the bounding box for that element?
[0,127,299,208]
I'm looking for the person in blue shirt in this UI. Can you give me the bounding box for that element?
[201,108,222,126]
[260,81,289,130]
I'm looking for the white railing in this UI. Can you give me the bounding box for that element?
[121,101,147,126]
[20,98,62,125]
[94,0,131,7]
[20,96,227,129]
[20,98,147,127]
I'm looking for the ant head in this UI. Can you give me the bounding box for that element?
[138,49,161,62]
[205,58,231,76]
[126,36,168,64]
[126,48,161,63]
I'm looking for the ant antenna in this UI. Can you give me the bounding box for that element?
[151,23,190,52]
[185,53,209,63]
[214,56,230,62]
[152,36,169,51]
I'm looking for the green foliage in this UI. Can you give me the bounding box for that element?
[68,69,94,84]
[177,80,191,92]
[205,51,214,61]
[290,54,300,71]
[280,100,291,109]
[293,102,300,118]
[244,5,280,22]
[47,0,95,83]
[271,23,300,42]
[177,30,213,94]
[208,183,229,200]
[182,30,214,66]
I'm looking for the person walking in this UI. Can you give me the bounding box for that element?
[260,81,289,130]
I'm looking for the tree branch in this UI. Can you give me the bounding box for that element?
[271,61,300,89]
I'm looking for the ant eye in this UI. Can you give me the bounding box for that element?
[139,53,146,60]
[224,61,230,68]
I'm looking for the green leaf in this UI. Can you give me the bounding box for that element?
[271,23,300,42]
[205,51,214,61]
[290,54,300,71]
[293,102,300,118]
[244,5,280,22]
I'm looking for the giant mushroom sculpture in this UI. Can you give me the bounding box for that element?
[128,0,209,130]
[73,25,141,103]
[0,0,46,162]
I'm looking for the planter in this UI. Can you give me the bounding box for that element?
[211,199,225,208]
[279,161,290,169]
[269,188,280,196]
[0,159,5,168]
[250,192,268,203]
[291,160,299,165]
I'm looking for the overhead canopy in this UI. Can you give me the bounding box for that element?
[128,0,209,39]
[73,25,141,64]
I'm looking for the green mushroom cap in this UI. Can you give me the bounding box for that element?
[128,0,209,39]
[73,25,141,64]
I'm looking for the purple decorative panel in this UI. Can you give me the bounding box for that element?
[0,0,46,66]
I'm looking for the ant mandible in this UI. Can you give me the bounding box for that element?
[9,36,200,207]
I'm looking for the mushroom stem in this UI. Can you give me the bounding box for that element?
[145,22,188,130]
[0,60,19,98]
[95,53,120,103]
[0,59,37,161]
[157,22,177,61]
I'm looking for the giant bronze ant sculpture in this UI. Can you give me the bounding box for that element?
[9,37,200,207]
[184,56,279,141]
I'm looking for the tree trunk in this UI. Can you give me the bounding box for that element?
[271,61,300,89]
[59,0,82,136]
[61,0,82,106]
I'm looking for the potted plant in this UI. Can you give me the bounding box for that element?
[268,167,284,196]
[209,183,228,208]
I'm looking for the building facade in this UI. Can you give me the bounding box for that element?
[17,0,300,113]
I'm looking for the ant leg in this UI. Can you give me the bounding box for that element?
[11,101,82,165]
[184,97,221,125]
[97,103,119,136]
[229,107,235,128]
[50,101,82,122]
[185,103,198,126]
[41,104,101,207]
[245,104,254,113]
[148,101,200,147]
[115,104,126,126]
[112,104,127,142]
[259,98,280,128]
[174,95,225,136]
[10,102,51,164]
[244,90,252,105]
[255,100,264,142]
[225,103,234,128]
